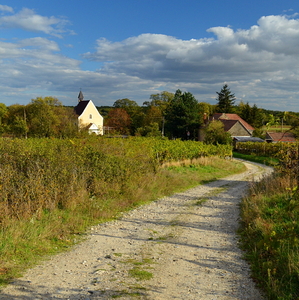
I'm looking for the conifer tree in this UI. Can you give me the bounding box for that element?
[216,84,236,113]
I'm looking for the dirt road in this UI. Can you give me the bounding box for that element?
[0,160,273,299]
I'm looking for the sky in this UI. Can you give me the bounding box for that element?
[1,0,299,111]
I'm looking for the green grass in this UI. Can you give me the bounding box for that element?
[128,268,153,281]
[232,151,299,299]
[233,151,279,167]
[239,170,299,300]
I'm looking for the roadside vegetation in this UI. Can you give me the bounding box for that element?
[237,142,299,300]
[233,151,279,167]
[0,136,242,287]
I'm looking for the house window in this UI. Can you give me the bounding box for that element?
[89,114,92,119]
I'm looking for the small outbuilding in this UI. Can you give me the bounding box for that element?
[265,132,296,143]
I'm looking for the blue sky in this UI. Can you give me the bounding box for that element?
[1,0,299,111]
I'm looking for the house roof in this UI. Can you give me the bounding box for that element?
[211,113,254,132]
[233,136,264,142]
[74,100,90,116]
[218,119,252,136]
[218,119,238,132]
[265,132,296,142]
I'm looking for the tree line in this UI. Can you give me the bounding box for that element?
[1,85,299,141]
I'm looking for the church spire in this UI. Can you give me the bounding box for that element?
[78,89,84,102]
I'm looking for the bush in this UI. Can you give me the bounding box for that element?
[0,137,232,225]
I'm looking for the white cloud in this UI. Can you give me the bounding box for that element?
[1,12,299,111]
[0,33,148,107]
[0,8,72,37]
[0,5,13,13]
[79,14,299,111]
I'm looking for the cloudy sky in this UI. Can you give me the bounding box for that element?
[1,0,299,111]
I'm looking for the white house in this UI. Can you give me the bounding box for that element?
[74,91,104,135]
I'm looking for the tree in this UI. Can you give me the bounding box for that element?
[143,92,175,136]
[0,103,7,123]
[250,104,264,128]
[10,115,28,138]
[26,97,61,137]
[143,106,162,126]
[164,90,200,140]
[0,103,7,135]
[5,104,28,137]
[216,84,236,113]
[55,106,78,138]
[204,120,232,145]
[238,101,251,122]
[113,98,143,134]
[238,102,264,128]
[198,102,216,125]
[105,108,131,135]
[135,122,161,137]
[266,114,279,129]
[113,98,138,116]
[143,91,174,112]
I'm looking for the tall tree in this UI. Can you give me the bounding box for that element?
[26,97,59,137]
[164,90,200,140]
[113,98,142,134]
[144,91,174,112]
[105,108,131,135]
[5,104,28,137]
[113,98,138,116]
[10,115,28,138]
[250,104,264,128]
[216,84,236,113]
[28,100,77,138]
[143,91,174,136]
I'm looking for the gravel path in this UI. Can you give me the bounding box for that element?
[0,160,273,300]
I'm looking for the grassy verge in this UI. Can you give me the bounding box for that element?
[239,164,299,299]
[0,156,245,288]
[233,151,279,167]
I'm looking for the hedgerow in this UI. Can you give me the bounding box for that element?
[0,136,232,225]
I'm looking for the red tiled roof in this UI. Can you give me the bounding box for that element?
[211,113,254,131]
[266,132,296,142]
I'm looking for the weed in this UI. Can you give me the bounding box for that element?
[113,253,122,257]
[195,198,208,206]
[128,268,153,281]
[121,258,154,266]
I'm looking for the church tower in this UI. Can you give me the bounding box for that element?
[78,90,84,102]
